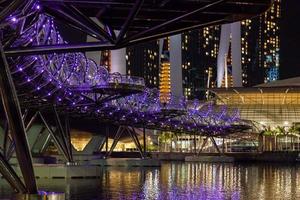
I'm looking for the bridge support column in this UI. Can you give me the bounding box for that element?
[53,107,73,163]
[104,126,145,159]
[104,127,123,158]
[210,137,221,154]
[39,112,70,162]
[197,137,208,155]
[0,152,27,193]
[128,127,144,158]
[0,42,37,193]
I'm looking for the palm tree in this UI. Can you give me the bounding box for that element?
[288,125,300,151]
[274,126,286,136]
[274,126,288,151]
[289,125,300,137]
[261,126,274,136]
[259,126,272,152]
[158,132,174,152]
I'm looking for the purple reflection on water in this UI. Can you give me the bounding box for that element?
[38,190,64,195]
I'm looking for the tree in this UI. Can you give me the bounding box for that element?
[261,126,274,136]
[289,125,300,137]
[274,126,286,136]
[158,132,175,152]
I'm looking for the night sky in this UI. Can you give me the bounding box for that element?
[280,0,300,79]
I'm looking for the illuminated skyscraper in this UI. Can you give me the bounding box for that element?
[126,36,182,102]
[240,19,262,86]
[259,0,281,83]
[159,36,183,103]
[240,0,281,86]
[218,0,281,87]
[127,0,281,99]
[126,41,160,88]
[182,26,220,99]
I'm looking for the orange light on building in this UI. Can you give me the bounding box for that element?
[159,62,171,103]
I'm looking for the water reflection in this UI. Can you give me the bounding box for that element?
[0,162,300,199]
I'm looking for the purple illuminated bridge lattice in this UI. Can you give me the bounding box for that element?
[1,2,251,136]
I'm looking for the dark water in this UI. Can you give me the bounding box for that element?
[1,162,300,199]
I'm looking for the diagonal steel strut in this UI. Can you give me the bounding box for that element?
[0,42,37,193]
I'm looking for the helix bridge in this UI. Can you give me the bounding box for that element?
[0,1,252,137]
[0,0,273,194]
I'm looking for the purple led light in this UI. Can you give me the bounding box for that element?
[11,17,17,22]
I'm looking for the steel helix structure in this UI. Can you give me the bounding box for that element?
[99,88,246,136]
[1,1,250,136]
[0,0,273,194]
[3,7,144,111]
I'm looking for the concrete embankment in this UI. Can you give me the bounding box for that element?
[12,158,160,179]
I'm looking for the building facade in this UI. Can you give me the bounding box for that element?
[217,0,281,88]
[126,41,160,88]
[242,0,281,86]
[182,26,220,100]
[125,0,281,99]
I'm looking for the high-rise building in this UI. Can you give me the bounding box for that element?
[182,26,220,100]
[126,36,182,103]
[218,0,281,87]
[126,0,281,100]
[240,19,262,86]
[241,0,281,86]
[259,0,281,83]
[126,41,160,88]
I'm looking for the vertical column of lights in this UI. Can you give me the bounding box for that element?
[209,26,219,89]
[145,48,158,87]
[159,62,171,103]
[100,50,111,71]
[159,38,171,103]
[182,32,190,99]
[203,26,220,90]
[126,50,131,75]
[241,19,251,86]
[262,0,281,82]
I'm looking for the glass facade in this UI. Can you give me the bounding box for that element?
[212,87,300,127]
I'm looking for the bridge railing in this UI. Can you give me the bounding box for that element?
[107,73,145,87]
